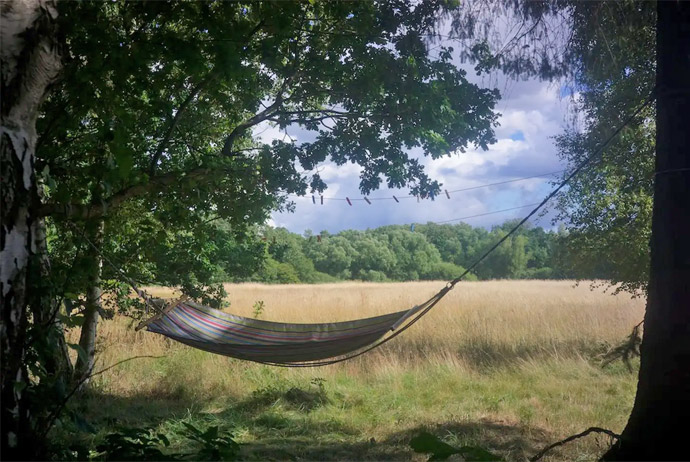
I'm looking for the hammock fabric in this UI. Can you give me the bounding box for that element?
[142,300,424,365]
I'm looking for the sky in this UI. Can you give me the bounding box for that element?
[259,50,571,235]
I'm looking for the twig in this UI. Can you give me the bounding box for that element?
[89,355,165,380]
[41,355,165,438]
[148,72,217,175]
[529,427,620,462]
[600,319,644,371]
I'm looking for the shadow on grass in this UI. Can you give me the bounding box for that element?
[453,339,609,369]
[385,419,553,461]
[240,419,554,461]
[75,388,555,461]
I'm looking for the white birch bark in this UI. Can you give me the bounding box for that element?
[1,0,61,456]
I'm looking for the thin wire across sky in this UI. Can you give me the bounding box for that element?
[288,169,563,204]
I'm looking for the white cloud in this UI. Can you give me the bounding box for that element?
[268,51,569,233]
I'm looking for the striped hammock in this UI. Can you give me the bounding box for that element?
[141,300,426,366]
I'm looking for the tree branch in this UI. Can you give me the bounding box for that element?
[40,355,165,438]
[266,109,369,125]
[221,101,281,156]
[529,427,620,462]
[39,166,215,218]
[148,73,217,175]
[149,19,265,173]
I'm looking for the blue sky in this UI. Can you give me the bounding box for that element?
[258,60,570,235]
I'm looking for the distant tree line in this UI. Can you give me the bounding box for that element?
[248,220,577,284]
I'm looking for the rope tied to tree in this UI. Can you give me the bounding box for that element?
[67,88,656,367]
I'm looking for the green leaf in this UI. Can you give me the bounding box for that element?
[182,421,202,437]
[114,148,134,178]
[203,425,219,441]
[112,125,134,179]
[457,446,503,461]
[13,380,28,394]
[410,432,461,461]
[157,434,170,447]
[67,343,89,364]
[62,314,85,328]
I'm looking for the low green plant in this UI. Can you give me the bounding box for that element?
[56,423,240,461]
[410,432,503,462]
[95,427,172,461]
[252,300,265,319]
[179,422,240,461]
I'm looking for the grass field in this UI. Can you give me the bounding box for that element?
[71,280,645,460]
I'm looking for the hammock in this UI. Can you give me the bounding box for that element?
[72,93,649,367]
[138,298,434,366]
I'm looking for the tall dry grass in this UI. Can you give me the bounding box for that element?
[75,281,644,460]
[89,280,643,394]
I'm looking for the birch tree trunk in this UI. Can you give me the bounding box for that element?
[30,217,74,423]
[1,0,62,458]
[73,220,104,389]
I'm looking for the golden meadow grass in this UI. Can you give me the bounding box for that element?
[76,281,645,460]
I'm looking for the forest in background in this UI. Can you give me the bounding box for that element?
[250,220,582,284]
[4,0,687,459]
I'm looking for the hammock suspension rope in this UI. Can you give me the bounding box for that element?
[77,89,655,367]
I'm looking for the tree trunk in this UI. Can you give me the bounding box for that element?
[73,220,104,388]
[31,219,74,378]
[0,0,62,458]
[602,2,690,460]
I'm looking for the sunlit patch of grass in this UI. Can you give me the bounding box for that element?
[67,280,643,461]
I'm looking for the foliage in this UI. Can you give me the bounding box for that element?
[252,220,570,283]
[178,422,240,461]
[410,432,503,461]
[259,258,302,284]
[252,300,265,319]
[549,1,655,295]
[94,427,173,461]
[37,0,500,303]
[56,423,239,461]
[452,1,656,295]
[423,261,469,281]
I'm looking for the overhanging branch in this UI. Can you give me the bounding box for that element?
[148,73,217,175]
[39,167,214,219]
[148,19,266,174]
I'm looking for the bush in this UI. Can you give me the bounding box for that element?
[523,267,554,279]
[258,259,301,284]
[422,261,466,280]
[358,270,388,282]
[302,271,339,283]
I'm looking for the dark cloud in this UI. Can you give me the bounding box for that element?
[267,52,570,233]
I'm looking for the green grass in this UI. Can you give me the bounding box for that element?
[60,281,642,460]
[64,358,636,461]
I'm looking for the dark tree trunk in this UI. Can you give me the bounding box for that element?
[602,2,690,460]
[0,0,62,459]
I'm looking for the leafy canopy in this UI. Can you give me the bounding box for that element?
[38,0,501,302]
[451,0,655,294]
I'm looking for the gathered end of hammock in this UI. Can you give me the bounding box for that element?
[141,300,429,365]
